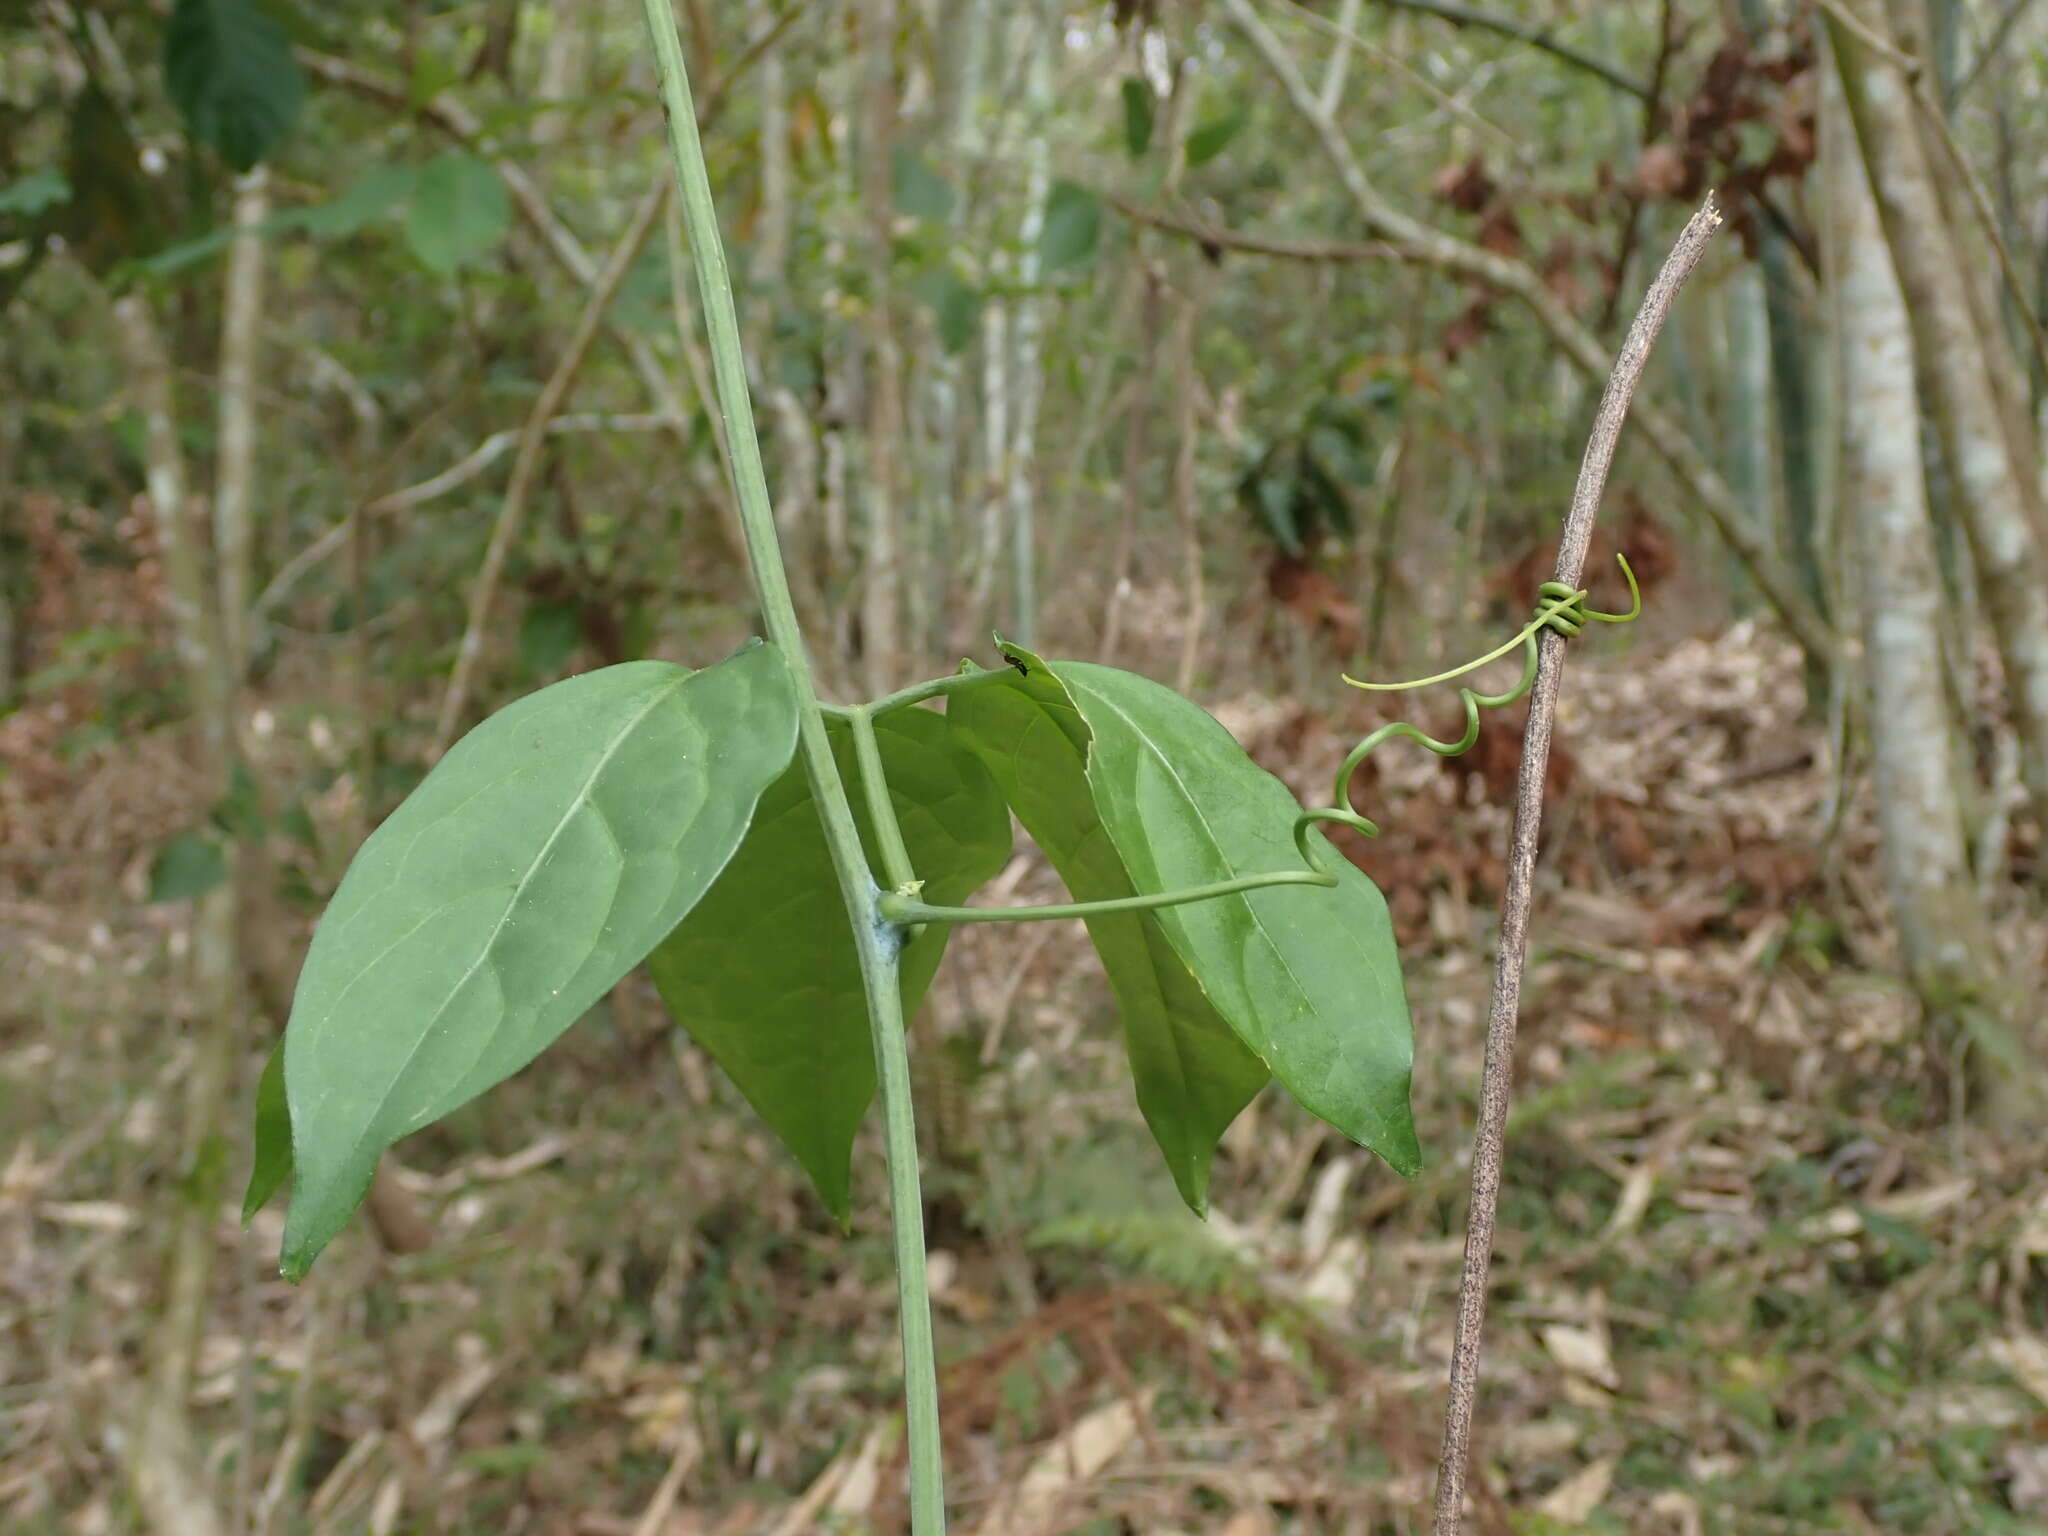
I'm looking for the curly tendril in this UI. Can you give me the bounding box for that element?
[1288,554,1642,874]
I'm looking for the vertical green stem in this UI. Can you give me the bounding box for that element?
[635,6,946,1529]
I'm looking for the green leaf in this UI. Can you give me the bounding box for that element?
[891,146,955,223]
[212,758,266,840]
[164,0,306,172]
[647,706,1010,1220]
[1006,647,1419,1175]
[1037,181,1100,276]
[63,85,169,275]
[403,152,510,275]
[0,169,69,217]
[918,270,983,355]
[519,600,582,676]
[950,670,1268,1213]
[1184,107,1247,169]
[1120,78,1154,158]
[243,1040,290,1221]
[149,830,227,903]
[278,644,798,1279]
[297,164,419,238]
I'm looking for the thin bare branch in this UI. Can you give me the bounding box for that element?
[1430,195,1722,1536]
[252,415,681,620]
[1110,195,1413,264]
[1370,0,1651,99]
[431,178,671,755]
[1953,0,2036,103]
[1271,0,1532,160]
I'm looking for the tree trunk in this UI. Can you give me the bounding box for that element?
[1830,0,2048,843]
[859,0,905,691]
[113,287,237,1536]
[213,170,268,672]
[1003,0,1053,651]
[1830,77,2002,1040]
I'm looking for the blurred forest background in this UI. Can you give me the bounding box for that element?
[6,0,2048,1531]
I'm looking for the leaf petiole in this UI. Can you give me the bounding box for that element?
[880,866,1336,927]
[848,665,1015,718]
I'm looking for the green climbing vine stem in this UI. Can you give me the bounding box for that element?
[849,706,920,894]
[887,561,1642,932]
[879,867,1335,927]
[1326,558,1641,837]
[862,664,1014,717]
[634,5,945,1530]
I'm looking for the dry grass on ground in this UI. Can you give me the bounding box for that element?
[5,603,2048,1535]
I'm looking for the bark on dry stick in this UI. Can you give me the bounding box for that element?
[431,177,670,754]
[1431,196,1722,1536]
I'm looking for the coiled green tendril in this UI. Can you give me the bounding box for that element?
[1289,554,1642,874]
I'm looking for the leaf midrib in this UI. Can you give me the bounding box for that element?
[1006,691,1229,1181]
[1072,679,1380,1131]
[310,671,688,1178]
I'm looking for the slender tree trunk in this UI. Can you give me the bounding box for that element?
[752,14,790,292]
[860,0,905,691]
[916,0,985,658]
[214,170,268,671]
[1100,270,1161,664]
[1896,0,2039,497]
[1757,227,1827,698]
[112,282,238,1536]
[1316,0,1364,114]
[1004,0,1053,650]
[1727,266,1776,561]
[969,290,1009,630]
[1830,82,1999,1026]
[532,5,589,145]
[1831,0,2048,841]
[1170,292,1205,695]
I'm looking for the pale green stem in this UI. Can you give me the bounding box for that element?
[635,5,946,1528]
[881,867,1335,927]
[848,707,919,892]
[867,666,1012,715]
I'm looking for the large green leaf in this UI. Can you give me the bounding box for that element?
[891,146,955,223]
[1001,648,1418,1175]
[278,643,798,1278]
[1183,106,1248,169]
[1037,181,1101,276]
[297,164,420,238]
[164,0,306,171]
[949,670,1268,1213]
[0,169,68,217]
[148,829,227,903]
[646,707,1010,1220]
[403,152,510,274]
[1120,77,1155,158]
